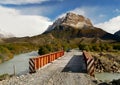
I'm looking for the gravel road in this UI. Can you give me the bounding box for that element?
[0,50,96,85]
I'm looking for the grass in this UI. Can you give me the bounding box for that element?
[0,74,10,81]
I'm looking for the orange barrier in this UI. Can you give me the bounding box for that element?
[83,51,95,77]
[29,50,64,73]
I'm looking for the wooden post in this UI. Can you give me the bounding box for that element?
[13,65,16,76]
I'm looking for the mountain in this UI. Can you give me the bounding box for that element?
[45,12,120,42]
[113,30,120,41]
[3,12,120,44]
[46,12,93,32]
[114,30,120,36]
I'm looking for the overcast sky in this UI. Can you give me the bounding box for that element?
[0,0,120,37]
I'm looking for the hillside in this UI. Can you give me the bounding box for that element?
[45,13,120,42]
[114,30,120,36]
[45,25,116,41]
[0,12,120,63]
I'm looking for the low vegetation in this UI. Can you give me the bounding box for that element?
[78,43,120,52]
[0,74,10,81]
[38,43,70,55]
[0,43,38,64]
[78,43,120,73]
[0,36,120,64]
[0,25,120,64]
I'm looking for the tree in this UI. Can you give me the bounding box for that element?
[38,46,50,55]
[79,44,90,51]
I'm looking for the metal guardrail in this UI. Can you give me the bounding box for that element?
[29,51,64,73]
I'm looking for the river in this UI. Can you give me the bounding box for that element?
[0,51,38,75]
[95,73,120,81]
[0,51,120,81]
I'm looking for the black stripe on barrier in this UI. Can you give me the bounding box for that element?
[29,59,36,73]
[83,51,95,77]
[87,58,93,66]
[87,59,94,73]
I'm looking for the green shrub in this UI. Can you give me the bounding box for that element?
[79,44,86,50]
[0,46,13,62]
[113,44,120,50]
[0,74,10,81]
[92,44,101,51]
[78,43,118,52]
[38,46,50,55]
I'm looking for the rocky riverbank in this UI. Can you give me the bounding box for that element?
[98,79,120,85]
[91,51,120,73]
[92,51,120,85]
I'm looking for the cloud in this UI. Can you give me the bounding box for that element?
[0,0,64,5]
[68,7,110,25]
[19,5,56,16]
[114,8,120,13]
[0,0,49,5]
[95,16,120,34]
[0,6,52,37]
[56,6,99,24]
[70,8,86,16]
[56,7,86,19]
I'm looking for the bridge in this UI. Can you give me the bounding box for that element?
[0,49,95,85]
[28,49,95,85]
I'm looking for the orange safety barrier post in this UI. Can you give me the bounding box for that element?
[48,55,50,63]
[51,54,53,61]
[55,53,57,59]
[46,55,48,64]
[53,54,55,61]
[45,56,47,64]
[83,51,95,77]
[43,56,46,66]
[52,54,54,61]
[57,53,59,58]
[35,58,39,69]
[39,57,41,68]
[29,50,64,73]
[49,54,52,63]
[41,57,44,67]
[43,56,45,66]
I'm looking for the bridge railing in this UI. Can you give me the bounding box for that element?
[83,51,95,77]
[29,50,64,73]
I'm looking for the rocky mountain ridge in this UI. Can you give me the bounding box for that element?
[114,30,120,36]
[45,12,120,42]
[47,12,93,31]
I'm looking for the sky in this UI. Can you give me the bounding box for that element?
[0,0,120,37]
